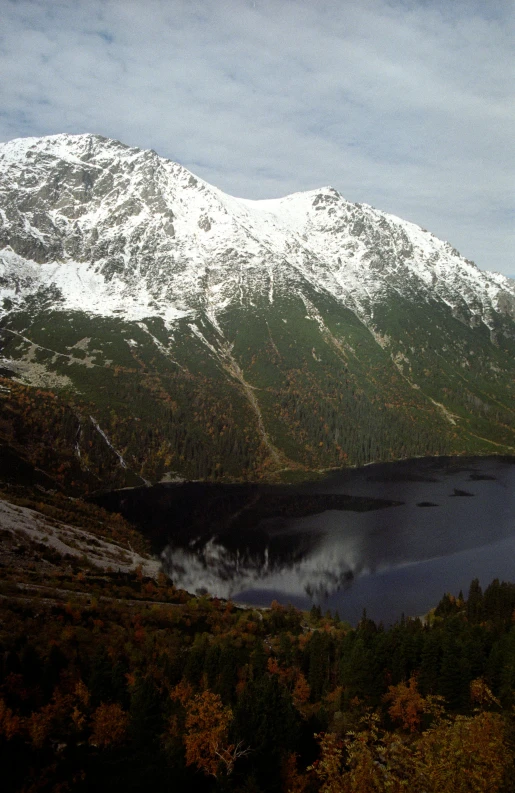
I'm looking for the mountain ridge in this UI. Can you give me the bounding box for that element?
[1,133,513,327]
[0,133,514,489]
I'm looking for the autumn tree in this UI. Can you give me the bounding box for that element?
[415,710,508,793]
[309,732,344,793]
[90,702,129,748]
[183,689,248,778]
[0,696,23,741]
[292,671,311,713]
[384,674,428,732]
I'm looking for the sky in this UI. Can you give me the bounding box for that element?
[0,0,514,276]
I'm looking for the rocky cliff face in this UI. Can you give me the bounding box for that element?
[0,133,514,487]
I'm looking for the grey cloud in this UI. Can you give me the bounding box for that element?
[0,0,513,273]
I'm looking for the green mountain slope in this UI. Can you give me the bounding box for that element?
[1,284,514,490]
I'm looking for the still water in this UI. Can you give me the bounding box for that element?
[96,456,515,625]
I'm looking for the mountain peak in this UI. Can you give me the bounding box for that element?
[0,132,513,330]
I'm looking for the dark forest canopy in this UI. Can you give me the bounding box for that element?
[2,572,515,792]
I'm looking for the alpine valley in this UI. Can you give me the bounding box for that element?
[0,133,514,492]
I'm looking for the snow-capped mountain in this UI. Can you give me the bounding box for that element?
[0,133,513,328]
[0,133,514,488]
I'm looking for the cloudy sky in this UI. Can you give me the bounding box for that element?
[1,0,513,275]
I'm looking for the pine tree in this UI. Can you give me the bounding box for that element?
[467,578,484,624]
[129,676,163,748]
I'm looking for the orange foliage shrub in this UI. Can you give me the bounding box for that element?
[89,702,129,748]
[384,675,427,732]
[281,752,308,793]
[28,704,55,748]
[293,672,311,710]
[0,697,23,740]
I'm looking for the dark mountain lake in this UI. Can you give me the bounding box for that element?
[94,456,515,625]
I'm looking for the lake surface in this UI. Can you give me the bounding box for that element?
[95,456,515,625]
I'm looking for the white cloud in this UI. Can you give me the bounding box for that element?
[0,0,513,273]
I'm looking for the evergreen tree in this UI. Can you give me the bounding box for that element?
[89,646,116,707]
[129,676,163,748]
[307,631,332,702]
[418,632,442,696]
[438,635,465,710]
[233,675,300,792]
[467,578,484,624]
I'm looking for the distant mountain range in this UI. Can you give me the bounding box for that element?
[0,133,514,490]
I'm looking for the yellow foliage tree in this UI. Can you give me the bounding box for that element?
[308,732,345,793]
[310,682,512,793]
[183,690,248,778]
[415,710,508,793]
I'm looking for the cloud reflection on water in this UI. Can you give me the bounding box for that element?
[161,457,515,622]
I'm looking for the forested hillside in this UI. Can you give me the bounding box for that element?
[2,555,515,792]
[1,290,514,489]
